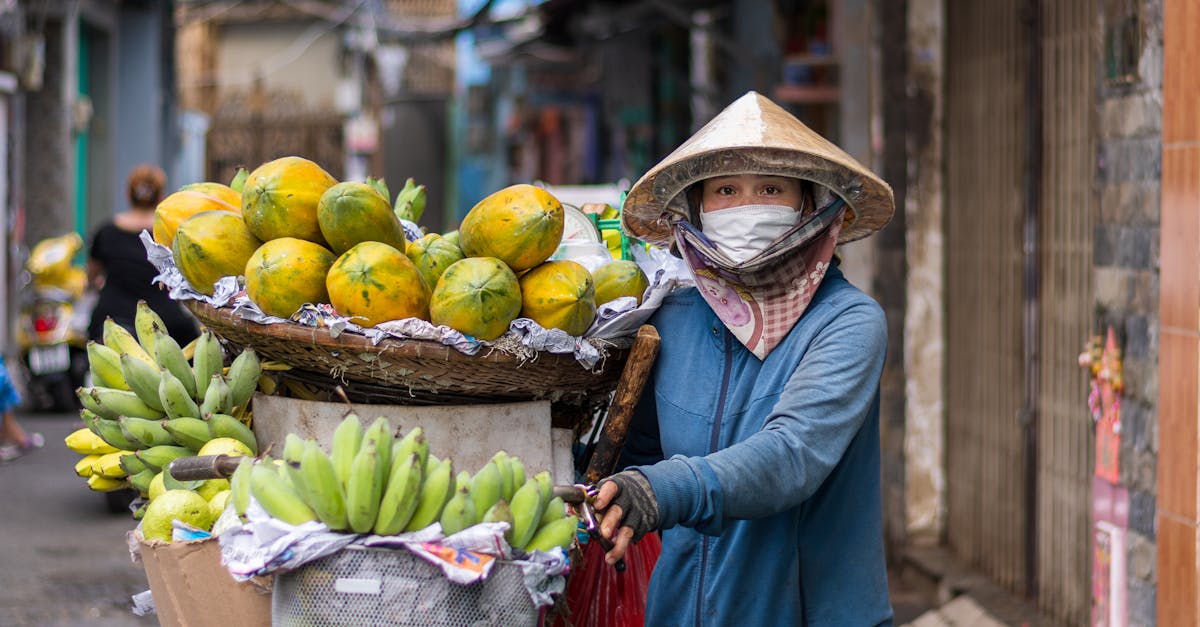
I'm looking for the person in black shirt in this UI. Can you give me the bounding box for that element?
[87,164,199,345]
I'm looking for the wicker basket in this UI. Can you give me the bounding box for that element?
[183,301,626,404]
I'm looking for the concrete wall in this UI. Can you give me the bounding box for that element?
[215,21,341,112]
[23,18,73,246]
[112,2,167,209]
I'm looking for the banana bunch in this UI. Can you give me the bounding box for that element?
[393,177,427,223]
[230,412,578,553]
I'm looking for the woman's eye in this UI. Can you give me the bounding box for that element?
[762,186,780,195]
[718,186,735,195]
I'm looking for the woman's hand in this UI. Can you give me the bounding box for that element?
[594,470,659,565]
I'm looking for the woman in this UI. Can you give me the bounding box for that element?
[88,165,198,344]
[594,92,896,625]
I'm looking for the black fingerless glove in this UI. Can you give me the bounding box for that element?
[599,470,659,541]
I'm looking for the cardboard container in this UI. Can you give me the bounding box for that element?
[138,536,271,627]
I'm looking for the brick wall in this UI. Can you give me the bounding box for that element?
[1095,2,1163,625]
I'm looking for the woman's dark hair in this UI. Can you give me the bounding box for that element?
[127,164,166,209]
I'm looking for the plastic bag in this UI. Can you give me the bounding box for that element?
[554,532,661,627]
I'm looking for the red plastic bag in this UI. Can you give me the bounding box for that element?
[553,532,661,627]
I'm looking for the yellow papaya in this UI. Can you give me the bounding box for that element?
[518,260,596,336]
[178,182,242,209]
[173,211,263,296]
[429,257,522,341]
[459,184,564,271]
[327,241,431,327]
[241,156,337,245]
[244,238,336,318]
[153,190,240,247]
[592,260,650,306]
[316,181,406,255]
[406,233,464,291]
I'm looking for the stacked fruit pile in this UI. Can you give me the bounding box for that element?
[66,300,261,531]
[231,413,579,554]
[157,156,648,340]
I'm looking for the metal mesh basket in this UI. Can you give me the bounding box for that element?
[271,546,539,627]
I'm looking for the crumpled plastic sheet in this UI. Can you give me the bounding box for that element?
[218,499,566,608]
[141,230,684,368]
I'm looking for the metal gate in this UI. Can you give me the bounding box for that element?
[945,1,1095,623]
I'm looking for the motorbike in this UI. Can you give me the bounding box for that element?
[14,233,92,412]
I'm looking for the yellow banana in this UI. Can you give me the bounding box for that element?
[230,458,253,520]
[64,426,119,454]
[540,496,567,528]
[102,318,154,367]
[345,437,384,533]
[205,413,258,454]
[260,360,293,371]
[158,370,200,419]
[191,331,224,402]
[135,445,193,473]
[75,454,101,477]
[181,334,200,361]
[135,300,166,360]
[87,474,128,492]
[331,412,364,488]
[78,386,165,420]
[256,373,278,396]
[283,379,321,401]
[119,452,149,476]
[91,451,129,479]
[404,457,455,532]
[299,440,349,531]
[249,462,318,525]
[439,483,477,536]
[374,453,423,535]
[491,451,513,502]
[118,416,176,449]
[80,410,137,450]
[391,428,428,473]
[120,353,167,412]
[161,417,211,451]
[508,475,547,549]
[86,341,129,391]
[226,348,262,410]
[153,328,197,401]
[522,515,580,553]
[469,461,503,520]
[199,374,232,416]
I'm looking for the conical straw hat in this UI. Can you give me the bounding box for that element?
[622,91,894,247]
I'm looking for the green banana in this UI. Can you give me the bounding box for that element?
[102,318,154,367]
[393,177,426,223]
[118,416,177,449]
[230,167,248,193]
[482,499,515,543]
[363,417,393,495]
[226,348,262,410]
[298,441,349,531]
[391,428,428,473]
[162,417,211,451]
[205,413,259,454]
[540,496,567,528]
[120,352,167,412]
[345,436,384,533]
[128,468,158,496]
[199,373,232,416]
[439,483,477,536]
[508,475,548,550]
[158,370,200,419]
[523,515,580,553]
[470,461,503,520]
[135,300,166,360]
[535,471,554,511]
[135,445,193,473]
[331,413,364,488]
[78,386,165,420]
[491,451,513,502]
[249,462,318,525]
[81,409,137,450]
[119,452,149,476]
[509,456,526,497]
[230,458,253,520]
[87,341,130,391]
[281,433,307,487]
[404,457,455,532]
[366,176,389,200]
[153,328,197,401]
[374,453,423,535]
[192,331,224,402]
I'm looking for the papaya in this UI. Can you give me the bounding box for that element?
[429,257,522,341]
[317,181,406,255]
[178,182,242,209]
[458,184,564,272]
[518,260,596,336]
[244,238,336,318]
[172,211,263,296]
[153,190,240,247]
[406,233,464,291]
[326,241,431,327]
[592,260,650,306]
[241,156,337,246]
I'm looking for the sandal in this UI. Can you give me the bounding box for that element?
[0,433,43,462]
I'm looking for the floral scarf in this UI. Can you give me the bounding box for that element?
[674,196,846,359]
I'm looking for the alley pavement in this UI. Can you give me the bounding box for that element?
[0,410,156,626]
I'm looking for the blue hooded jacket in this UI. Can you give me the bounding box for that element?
[620,263,892,626]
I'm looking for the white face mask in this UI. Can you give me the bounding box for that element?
[698,203,802,263]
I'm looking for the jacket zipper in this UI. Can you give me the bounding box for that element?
[697,332,733,626]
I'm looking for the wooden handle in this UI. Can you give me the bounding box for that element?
[168,454,243,481]
[584,325,661,484]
